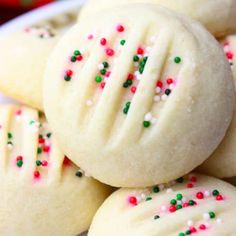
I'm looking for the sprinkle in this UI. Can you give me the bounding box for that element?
[161,94,168,101]
[75,170,83,178]
[34,170,40,178]
[187,220,193,227]
[217,218,222,224]
[120,39,126,45]
[95,76,102,83]
[167,78,173,84]
[100,38,107,46]
[216,195,224,201]
[153,186,160,193]
[36,160,41,166]
[154,215,160,220]
[212,189,220,196]
[137,47,144,55]
[43,146,50,153]
[176,193,183,200]
[131,86,136,94]
[154,96,161,102]
[37,147,42,154]
[8,132,13,139]
[128,196,137,206]
[144,113,152,122]
[87,34,94,40]
[165,89,171,96]
[209,212,216,219]
[156,81,163,88]
[116,24,125,32]
[133,55,139,62]
[41,160,48,167]
[204,190,210,197]
[174,56,181,64]
[199,224,207,230]
[143,121,151,128]
[70,56,76,62]
[106,48,115,57]
[74,50,81,56]
[169,205,176,213]
[196,192,204,199]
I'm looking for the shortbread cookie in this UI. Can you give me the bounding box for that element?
[79,0,236,37]
[89,174,236,236]
[44,4,235,187]
[0,105,111,236]
[0,26,60,110]
[199,36,236,178]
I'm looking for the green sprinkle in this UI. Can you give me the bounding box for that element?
[103,62,109,68]
[64,75,71,81]
[29,120,35,125]
[188,200,195,206]
[179,233,185,236]
[75,171,83,178]
[36,160,41,166]
[143,56,148,62]
[139,66,144,74]
[126,102,131,107]
[154,215,160,220]
[17,160,23,167]
[70,56,76,62]
[176,177,184,183]
[123,81,129,88]
[176,193,183,200]
[37,147,42,154]
[174,56,181,64]
[127,80,133,86]
[133,55,139,62]
[143,121,151,128]
[170,199,177,205]
[8,133,12,139]
[120,39,126,45]
[185,230,191,235]
[123,107,129,114]
[176,205,182,210]
[95,76,102,83]
[209,212,216,219]
[74,50,81,56]
[212,190,220,196]
[100,69,106,75]
[46,133,52,138]
[153,186,160,193]
[146,197,152,201]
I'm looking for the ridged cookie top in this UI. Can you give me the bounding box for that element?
[0,105,86,184]
[44,4,234,187]
[89,174,236,236]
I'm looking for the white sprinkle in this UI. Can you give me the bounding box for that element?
[224,46,230,52]
[154,95,161,102]
[134,62,139,68]
[166,188,173,193]
[155,87,161,93]
[141,193,146,200]
[7,143,13,150]
[144,113,152,121]
[161,94,168,101]
[169,84,175,90]
[187,220,193,227]
[203,213,210,221]
[161,205,167,212]
[217,218,222,224]
[86,100,93,106]
[98,64,104,70]
[177,200,182,205]
[204,190,210,197]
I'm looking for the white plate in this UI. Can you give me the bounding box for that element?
[0,1,88,235]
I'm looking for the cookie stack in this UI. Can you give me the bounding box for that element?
[0,0,236,235]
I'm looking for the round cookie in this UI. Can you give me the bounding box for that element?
[44,4,235,187]
[199,36,236,178]
[89,174,236,236]
[79,0,236,37]
[0,104,112,236]
[0,26,60,110]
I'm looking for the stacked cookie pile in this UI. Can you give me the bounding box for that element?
[0,0,236,235]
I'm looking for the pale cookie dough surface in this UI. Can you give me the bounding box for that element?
[44,4,235,187]
[0,105,112,236]
[199,36,236,178]
[0,27,60,110]
[79,0,236,37]
[89,174,236,236]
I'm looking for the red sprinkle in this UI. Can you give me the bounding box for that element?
[34,170,40,178]
[167,78,173,85]
[106,48,115,57]
[131,86,136,94]
[100,38,107,46]
[127,73,134,80]
[16,156,23,161]
[128,196,137,206]
[101,82,106,89]
[190,176,197,182]
[199,224,206,230]
[116,24,125,32]
[137,47,144,55]
[41,160,48,167]
[226,51,234,60]
[38,137,45,144]
[216,195,224,201]
[87,34,94,40]
[43,146,50,153]
[183,203,189,208]
[190,227,197,233]
[187,183,194,188]
[105,71,111,77]
[196,192,204,199]
[66,70,73,76]
[76,55,83,61]
[16,109,22,116]
[156,81,163,88]
[169,205,176,213]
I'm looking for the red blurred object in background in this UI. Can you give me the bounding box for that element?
[0,0,56,24]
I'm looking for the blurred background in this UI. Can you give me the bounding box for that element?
[0,0,60,24]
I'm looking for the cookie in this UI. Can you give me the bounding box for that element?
[44,4,235,187]
[0,104,112,236]
[199,36,236,178]
[79,0,236,37]
[0,26,60,110]
[89,173,236,236]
